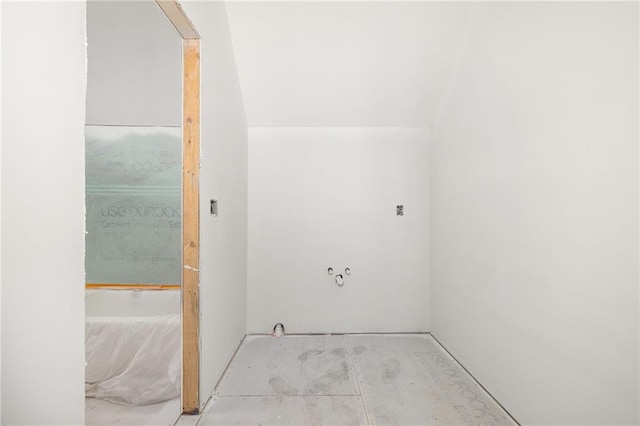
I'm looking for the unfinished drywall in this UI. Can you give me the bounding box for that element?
[248,127,429,333]
[181,1,248,407]
[225,2,469,127]
[0,3,3,421]
[86,0,181,126]
[1,2,86,424]
[431,3,639,424]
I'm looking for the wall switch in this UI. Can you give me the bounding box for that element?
[210,199,218,216]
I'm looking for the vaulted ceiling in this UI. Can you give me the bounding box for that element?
[225,2,472,128]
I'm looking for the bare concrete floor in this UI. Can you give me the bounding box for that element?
[195,334,517,426]
[88,334,518,425]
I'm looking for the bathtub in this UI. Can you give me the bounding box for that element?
[85,289,181,406]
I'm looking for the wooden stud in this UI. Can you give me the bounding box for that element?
[155,0,200,40]
[182,38,201,415]
[154,0,202,414]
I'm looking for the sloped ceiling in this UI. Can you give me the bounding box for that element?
[226,1,472,127]
[87,0,182,126]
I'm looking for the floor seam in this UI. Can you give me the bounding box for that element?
[427,334,521,426]
[212,334,247,396]
[344,335,373,426]
[194,395,217,426]
[215,394,362,397]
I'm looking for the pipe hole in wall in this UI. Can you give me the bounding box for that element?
[272,323,285,338]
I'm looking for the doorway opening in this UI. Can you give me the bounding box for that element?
[84,1,201,422]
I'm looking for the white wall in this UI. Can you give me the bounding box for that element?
[86,0,181,126]
[431,3,639,425]
[1,2,87,424]
[181,1,248,407]
[248,127,429,333]
[0,2,4,421]
[226,2,469,127]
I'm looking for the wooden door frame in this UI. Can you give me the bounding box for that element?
[155,0,201,415]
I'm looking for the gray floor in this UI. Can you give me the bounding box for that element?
[195,334,517,426]
[88,334,517,426]
[86,397,180,426]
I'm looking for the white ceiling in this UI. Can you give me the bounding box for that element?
[225,2,472,128]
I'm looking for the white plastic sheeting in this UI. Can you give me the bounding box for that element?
[85,290,180,406]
